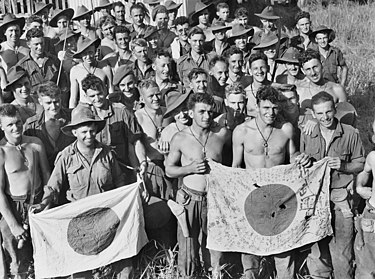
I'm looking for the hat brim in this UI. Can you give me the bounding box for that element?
[34,3,53,15]
[210,25,232,33]
[49,8,74,27]
[254,13,280,20]
[54,31,81,46]
[61,119,106,137]
[191,3,214,22]
[228,28,254,43]
[253,36,288,50]
[309,28,335,43]
[94,3,113,11]
[4,71,28,92]
[275,57,299,64]
[163,92,191,119]
[72,10,93,21]
[166,3,182,11]
[144,0,160,4]
[0,17,26,35]
[72,38,101,58]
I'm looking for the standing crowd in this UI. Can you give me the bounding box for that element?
[0,0,373,278]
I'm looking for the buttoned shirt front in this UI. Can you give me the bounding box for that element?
[131,59,155,81]
[320,45,346,83]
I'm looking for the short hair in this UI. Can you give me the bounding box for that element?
[311,91,335,108]
[113,1,125,10]
[188,93,215,110]
[234,7,249,19]
[131,38,148,51]
[217,2,229,11]
[27,15,43,26]
[0,104,19,119]
[278,84,297,93]
[225,83,245,99]
[113,25,130,38]
[81,74,105,93]
[99,15,116,29]
[37,81,62,98]
[153,5,168,19]
[209,55,228,70]
[256,85,280,105]
[225,46,243,58]
[248,52,268,68]
[298,49,321,67]
[26,27,44,41]
[174,16,189,27]
[295,11,310,23]
[138,79,159,94]
[187,26,205,39]
[188,68,208,82]
[152,50,172,63]
[130,3,146,14]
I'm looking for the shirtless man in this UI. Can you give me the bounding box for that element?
[0,104,50,278]
[232,85,310,279]
[166,93,231,279]
[69,38,114,108]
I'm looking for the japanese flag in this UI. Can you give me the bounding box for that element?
[30,182,148,278]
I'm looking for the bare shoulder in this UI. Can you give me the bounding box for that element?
[23,135,43,149]
[170,130,188,148]
[233,119,252,136]
[280,121,294,138]
[366,151,375,166]
[210,121,228,136]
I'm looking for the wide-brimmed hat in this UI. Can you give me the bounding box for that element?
[72,38,101,58]
[144,0,160,5]
[33,2,53,16]
[165,0,182,11]
[54,29,81,46]
[94,0,112,12]
[228,24,254,43]
[61,105,106,137]
[151,5,168,21]
[209,20,232,33]
[255,6,280,20]
[113,65,135,86]
[143,196,171,229]
[144,26,158,40]
[164,91,191,119]
[49,8,74,27]
[276,47,300,64]
[72,5,93,21]
[253,33,288,50]
[0,14,25,35]
[191,2,214,22]
[309,25,335,43]
[4,66,29,92]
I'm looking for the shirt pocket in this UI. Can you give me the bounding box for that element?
[66,164,85,192]
[96,162,113,191]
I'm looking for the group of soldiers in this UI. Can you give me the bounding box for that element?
[0,0,374,278]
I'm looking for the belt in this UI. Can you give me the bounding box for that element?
[181,184,207,202]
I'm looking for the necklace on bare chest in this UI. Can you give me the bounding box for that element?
[144,108,163,141]
[189,127,210,159]
[255,119,274,157]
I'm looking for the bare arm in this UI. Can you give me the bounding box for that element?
[333,83,347,102]
[103,65,114,94]
[356,152,374,199]
[33,138,51,186]
[340,65,348,87]
[232,125,245,168]
[69,68,79,109]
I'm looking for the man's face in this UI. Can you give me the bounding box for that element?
[237,16,248,26]
[133,45,148,62]
[188,34,205,54]
[147,33,159,49]
[72,123,97,148]
[141,86,161,110]
[27,37,44,56]
[131,8,145,26]
[173,106,190,125]
[217,8,229,21]
[38,95,61,118]
[228,53,243,74]
[119,74,136,97]
[153,55,171,81]
[257,99,279,125]
[302,58,323,83]
[210,61,228,86]
[249,59,268,83]
[40,10,50,22]
[198,9,210,25]
[29,21,43,31]
[315,33,329,49]
[189,102,213,129]
[114,6,125,22]
[285,63,300,77]
[155,12,169,30]
[263,46,276,60]
[66,37,78,52]
[79,15,91,27]
[100,8,110,17]
[296,17,311,35]
[168,11,176,22]
[57,16,69,30]
[234,34,248,50]
[4,25,21,42]
[280,90,299,114]
[101,23,115,39]
[213,30,226,41]
[312,100,336,129]
[81,45,96,64]
[176,23,189,42]
[0,113,23,141]
[260,18,276,32]
[13,76,31,100]
[226,93,245,113]
[85,87,107,108]
[115,32,130,50]
[190,74,208,94]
